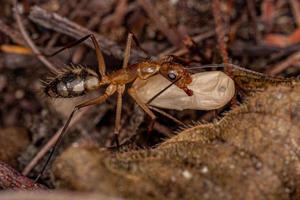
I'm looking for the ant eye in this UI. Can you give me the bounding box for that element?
[168,72,177,80]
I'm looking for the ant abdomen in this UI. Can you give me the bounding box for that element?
[43,66,100,98]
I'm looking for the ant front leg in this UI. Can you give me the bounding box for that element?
[128,87,156,134]
[35,84,116,182]
[122,33,133,69]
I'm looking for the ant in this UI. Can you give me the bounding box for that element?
[38,33,195,181]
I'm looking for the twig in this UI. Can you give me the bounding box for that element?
[0,19,26,45]
[247,0,262,42]
[111,0,128,27]
[290,0,300,27]
[13,0,58,73]
[46,0,89,49]
[212,0,231,74]
[137,0,181,47]
[153,122,173,138]
[0,191,123,200]
[158,30,215,58]
[261,0,275,32]
[29,6,146,62]
[266,51,300,75]
[212,0,236,106]
[0,161,46,190]
[22,107,90,176]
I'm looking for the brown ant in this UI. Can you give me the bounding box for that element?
[37,33,195,181]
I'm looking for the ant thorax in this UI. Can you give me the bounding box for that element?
[43,66,101,98]
[136,62,160,79]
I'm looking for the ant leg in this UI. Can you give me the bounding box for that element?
[35,84,116,182]
[131,78,186,127]
[44,34,106,77]
[89,34,106,77]
[128,87,156,133]
[148,105,187,127]
[113,85,125,148]
[122,33,133,69]
[129,31,150,56]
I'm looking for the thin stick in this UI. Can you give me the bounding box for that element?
[0,161,46,190]
[0,191,120,200]
[29,6,146,61]
[111,0,128,27]
[158,30,215,58]
[266,51,300,76]
[0,19,26,45]
[138,0,181,47]
[290,0,300,27]
[246,0,261,42]
[13,0,58,73]
[212,0,231,74]
[153,122,173,137]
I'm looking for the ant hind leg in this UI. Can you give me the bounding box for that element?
[44,34,107,77]
[34,85,116,182]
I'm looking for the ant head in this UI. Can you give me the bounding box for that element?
[159,62,193,96]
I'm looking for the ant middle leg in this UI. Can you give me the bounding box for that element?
[113,85,125,148]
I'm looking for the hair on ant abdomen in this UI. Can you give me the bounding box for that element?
[43,66,101,98]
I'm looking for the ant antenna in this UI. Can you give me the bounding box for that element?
[147,77,182,105]
[184,63,227,70]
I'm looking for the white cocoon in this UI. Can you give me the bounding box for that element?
[135,71,235,110]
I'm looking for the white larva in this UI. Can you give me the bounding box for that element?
[135,71,235,110]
